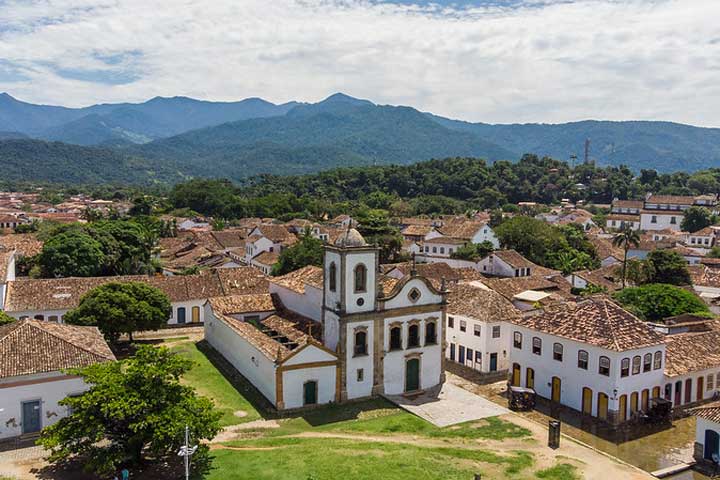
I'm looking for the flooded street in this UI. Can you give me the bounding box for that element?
[448,371,712,480]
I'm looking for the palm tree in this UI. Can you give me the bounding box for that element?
[612,225,641,289]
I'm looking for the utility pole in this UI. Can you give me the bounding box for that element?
[177,425,198,480]
[570,154,577,170]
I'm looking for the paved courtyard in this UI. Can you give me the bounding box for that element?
[384,381,509,427]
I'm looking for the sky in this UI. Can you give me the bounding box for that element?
[1,0,719,126]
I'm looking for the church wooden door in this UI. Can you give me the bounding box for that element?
[405,358,420,392]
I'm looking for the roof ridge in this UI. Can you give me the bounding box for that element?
[29,321,113,360]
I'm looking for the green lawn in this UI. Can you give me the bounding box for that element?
[208,438,534,480]
[170,341,262,426]
[170,341,545,480]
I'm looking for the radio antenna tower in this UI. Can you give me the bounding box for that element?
[584,138,591,164]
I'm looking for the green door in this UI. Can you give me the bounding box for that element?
[405,358,420,392]
[303,381,317,405]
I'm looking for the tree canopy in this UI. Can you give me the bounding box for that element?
[644,249,691,285]
[64,282,171,342]
[0,311,15,325]
[272,231,324,276]
[39,345,221,476]
[450,241,495,262]
[613,283,710,321]
[681,205,714,233]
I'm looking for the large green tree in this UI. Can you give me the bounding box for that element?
[38,229,106,278]
[681,206,713,233]
[0,311,15,325]
[64,282,171,342]
[355,208,403,263]
[450,241,495,262]
[613,283,710,321]
[494,216,567,266]
[644,249,691,285]
[39,345,221,476]
[272,231,324,276]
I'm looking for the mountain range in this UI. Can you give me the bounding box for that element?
[2,91,720,185]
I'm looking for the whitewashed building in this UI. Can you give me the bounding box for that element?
[0,320,115,440]
[445,283,518,374]
[691,402,720,466]
[509,297,667,424]
[204,229,448,410]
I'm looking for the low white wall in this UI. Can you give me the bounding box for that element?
[282,366,336,409]
[0,374,87,439]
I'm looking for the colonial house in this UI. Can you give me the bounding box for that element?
[640,194,717,232]
[481,276,572,311]
[478,250,556,278]
[436,220,500,249]
[565,265,620,292]
[509,297,667,424]
[0,214,26,231]
[401,224,434,243]
[686,227,716,250]
[251,251,280,275]
[419,236,466,259]
[588,235,623,267]
[204,229,448,410]
[445,283,519,375]
[244,225,297,265]
[607,199,643,230]
[2,267,268,325]
[0,320,115,440]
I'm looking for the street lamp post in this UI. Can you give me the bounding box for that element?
[177,425,198,480]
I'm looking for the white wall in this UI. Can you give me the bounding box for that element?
[0,374,87,439]
[270,283,322,322]
[471,226,500,249]
[664,367,720,407]
[446,313,509,373]
[204,312,277,407]
[509,325,664,419]
[345,320,375,400]
[696,417,720,458]
[282,366,336,409]
[344,251,377,315]
[383,278,442,310]
[382,311,443,395]
[415,256,478,270]
[640,212,682,231]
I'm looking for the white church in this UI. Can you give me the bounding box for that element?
[204,229,447,410]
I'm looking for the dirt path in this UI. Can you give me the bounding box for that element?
[211,419,281,443]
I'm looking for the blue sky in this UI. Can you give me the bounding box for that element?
[1,0,719,126]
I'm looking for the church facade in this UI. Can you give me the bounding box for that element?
[204,229,448,410]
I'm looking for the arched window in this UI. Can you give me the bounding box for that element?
[513,332,523,349]
[621,358,630,377]
[553,343,564,362]
[578,350,589,370]
[408,324,420,348]
[389,326,402,350]
[329,262,337,292]
[653,351,662,370]
[632,356,641,375]
[532,337,542,355]
[425,321,437,345]
[354,330,367,356]
[599,356,610,376]
[354,264,367,293]
[643,353,652,373]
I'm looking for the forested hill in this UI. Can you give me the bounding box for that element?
[0,139,183,185]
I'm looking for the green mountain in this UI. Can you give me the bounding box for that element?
[0,139,183,184]
[132,94,515,179]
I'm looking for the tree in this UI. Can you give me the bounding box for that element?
[272,231,324,276]
[450,241,494,262]
[681,206,713,233]
[355,208,403,263]
[612,225,640,289]
[644,249,692,285]
[64,282,171,342]
[0,311,15,325]
[613,283,710,321]
[494,216,567,266]
[38,230,105,278]
[708,246,720,259]
[39,345,221,476]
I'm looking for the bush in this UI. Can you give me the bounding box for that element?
[613,283,710,321]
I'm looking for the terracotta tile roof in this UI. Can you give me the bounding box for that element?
[492,250,536,269]
[573,265,621,291]
[455,268,486,282]
[612,200,644,209]
[588,235,623,260]
[0,320,115,379]
[0,233,43,257]
[383,262,461,282]
[400,217,434,227]
[513,297,665,352]
[401,225,433,237]
[379,275,400,295]
[255,225,297,244]
[646,194,696,205]
[253,250,280,266]
[0,249,13,281]
[210,230,248,249]
[208,293,276,315]
[481,276,567,301]
[5,268,269,312]
[606,214,640,222]
[437,221,488,240]
[690,226,715,236]
[690,401,720,423]
[447,283,520,322]
[664,326,720,377]
[269,265,324,294]
[689,265,720,288]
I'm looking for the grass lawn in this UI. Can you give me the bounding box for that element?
[208,438,534,480]
[535,463,581,480]
[170,341,544,480]
[170,341,262,426]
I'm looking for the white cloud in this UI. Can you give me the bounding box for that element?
[1,0,719,126]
